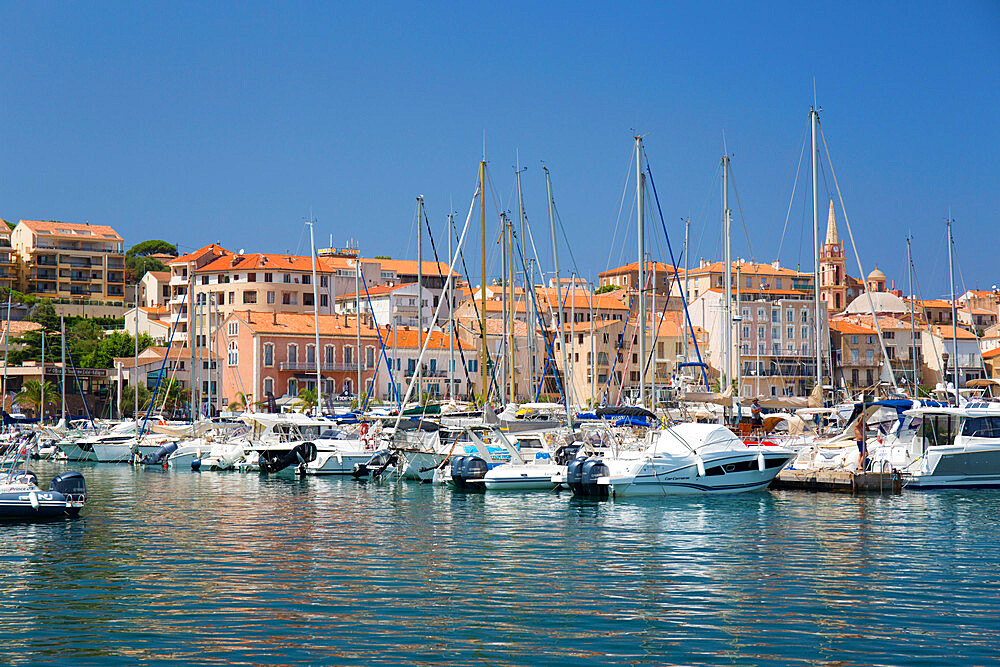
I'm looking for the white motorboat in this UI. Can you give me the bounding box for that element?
[899,402,1000,488]
[581,423,793,497]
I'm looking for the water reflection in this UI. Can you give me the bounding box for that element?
[3,463,1000,665]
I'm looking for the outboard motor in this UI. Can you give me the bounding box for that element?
[141,442,179,466]
[581,460,610,500]
[259,442,318,475]
[567,456,587,495]
[353,449,397,479]
[449,455,468,484]
[554,443,582,467]
[451,455,487,491]
[50,471,87,515]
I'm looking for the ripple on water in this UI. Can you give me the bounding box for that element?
[2,463,1000,665]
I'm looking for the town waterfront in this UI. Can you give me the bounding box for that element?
[3,463,998,665]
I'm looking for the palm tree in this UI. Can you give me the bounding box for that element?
[295,388,318,413]
[14,380,56,418]
[228,391,251,413]
[159,380,191,417]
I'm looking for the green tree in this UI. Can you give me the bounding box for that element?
[14,380,56,415]
[120,384,152,418]
[80,331,153,369]
[126,240,178,257]
[125,256,168,283]
[295,388,318,413]
[28,302,58,331]
[594,284,621,294]
[228,390,251,412]
[156,379,190,416]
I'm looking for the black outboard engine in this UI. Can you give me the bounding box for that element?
[50,471,87,516]
[554,443,582,467]
[581,460,610,500]
[567,457,587,495]
[259,442,318,475]
[141,442,179,466]
[451,455,487,491]
[353,449,397,479]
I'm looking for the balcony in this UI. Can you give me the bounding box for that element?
[279,361,365,372]
[169,274,190,287]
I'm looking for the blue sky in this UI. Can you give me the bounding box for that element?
[2,2,997,298]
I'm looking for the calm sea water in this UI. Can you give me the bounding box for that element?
[2,462,999,666]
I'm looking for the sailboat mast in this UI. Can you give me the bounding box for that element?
[810,106,822,392]
[684,218,690,363]
[589,281,595,408]
[545,166,572,423]
[135,284,140,423]
[570,272,576,407]
[417,196,424,403]
[355,256,361,403]
[722,154,732,396]
[1,288,10,403]
[448,213,454,400]
[515,165,533,397]
[636,136,646,406]
[907,235,918,393]
[479,161,487,405]
[651,258,656,405]
[500,215,508,405]
[508,218,515,401]
[308,218,322,414]
[60,315,66,421]
[40,329,45,423]
[187,272,195,420]
[947,218,960,405]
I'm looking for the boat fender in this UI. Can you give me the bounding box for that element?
[695,456,706,477]
[191,459,202,471]
[29,490,40,510]
[757,450,766,472]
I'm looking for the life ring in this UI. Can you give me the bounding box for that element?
[360,422,369,436]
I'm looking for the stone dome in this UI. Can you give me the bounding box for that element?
[867,266,887,282]
[843,291,907,315]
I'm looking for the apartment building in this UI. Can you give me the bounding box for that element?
[11,220,126,315]
[689,286,830,398]
[597,261,677,295]
[0,225,15,292]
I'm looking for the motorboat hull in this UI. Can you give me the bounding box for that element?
[0,490,81,520]
[482,463,564,491]
[605,452,793,497]
[306,451,375,475]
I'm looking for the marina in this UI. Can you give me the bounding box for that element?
[3,459,1000,665]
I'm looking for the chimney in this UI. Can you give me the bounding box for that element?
[272,312,277,325]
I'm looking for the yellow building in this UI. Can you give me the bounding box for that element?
[11,220,126,308]
[0,224,16,291]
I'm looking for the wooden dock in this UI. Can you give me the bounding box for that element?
[772,468,902,495]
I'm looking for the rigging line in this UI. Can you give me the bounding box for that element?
[605,146,636,274]
[796,166,809,272]
[909,247,944,388]
[725,159,757,267]
[646,161,710,387]
[776,122,810,260]
[818,121,897,390]
[690,163,721,269]
[452,213,502,403]
[421,204,477,399]
[951,237,991,378]
[512,231,567,404]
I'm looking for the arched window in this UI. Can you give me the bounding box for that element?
[287,378,297,397]
[263,377,273,397]
[263,343,274,366]
[227,340,238,366]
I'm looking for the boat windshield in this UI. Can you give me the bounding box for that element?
[961,416,1000,439]
[920,414,961,451]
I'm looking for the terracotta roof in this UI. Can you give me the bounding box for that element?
[336,282,417,300]
[830,320,878,335]
[196,252,331,273]
[18,219,123,241]
[930,325,978,341]
[377,259,460,278]
[2,321,44,337]
[534,287,629,311]
[982,347,1000,360]
[565,318,625,334]
[144,271,170,281]
[913,298,953,309]
[685,261,808,278]
[598,261,678,277]
[379,326,471,351]
[236,312,382,338]
[706,287,810,297]
[113,345,218,368]
[170,244,232,265]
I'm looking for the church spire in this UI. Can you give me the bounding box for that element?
[825,199,839,245]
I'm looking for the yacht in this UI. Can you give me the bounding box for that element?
[898,402,1000,488]
[582,423,793,497]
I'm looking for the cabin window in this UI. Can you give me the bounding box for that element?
[921,414,960,451]
[961,417,1000,438]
